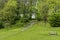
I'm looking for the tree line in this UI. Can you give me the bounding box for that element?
[0,0,60,29]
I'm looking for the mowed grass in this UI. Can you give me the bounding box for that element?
[0,21,60,40]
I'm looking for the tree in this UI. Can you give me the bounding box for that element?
[0,0,17,28]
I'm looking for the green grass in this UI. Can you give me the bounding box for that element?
[0,21,60,40]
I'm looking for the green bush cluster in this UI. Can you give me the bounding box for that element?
[49,14,60,27]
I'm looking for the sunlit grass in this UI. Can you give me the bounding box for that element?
[0,21,60,40]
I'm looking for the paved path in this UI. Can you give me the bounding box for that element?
[21,20,37,31]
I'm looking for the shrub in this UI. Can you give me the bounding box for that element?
[0,20,4,29]
[49,13,60,27]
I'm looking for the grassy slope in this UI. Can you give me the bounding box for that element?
[0,21,60,40]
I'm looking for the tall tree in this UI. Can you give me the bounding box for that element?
[0,0,17,28]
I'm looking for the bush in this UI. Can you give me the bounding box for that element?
[49,13,60,27]
[0,21,4,29]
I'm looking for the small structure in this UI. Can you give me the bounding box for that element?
[20,14,23,18]
[31,13,36,19]
[49,31,57,36]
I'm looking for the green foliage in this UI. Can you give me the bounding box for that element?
[0,0,60,28]
[0,0,17,28]
[0,0,7,9]
[48,0,60,27]
[49,13,60,27]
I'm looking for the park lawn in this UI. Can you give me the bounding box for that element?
[0,21,60,40]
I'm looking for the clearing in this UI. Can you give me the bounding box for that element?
[0,21,60,40]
